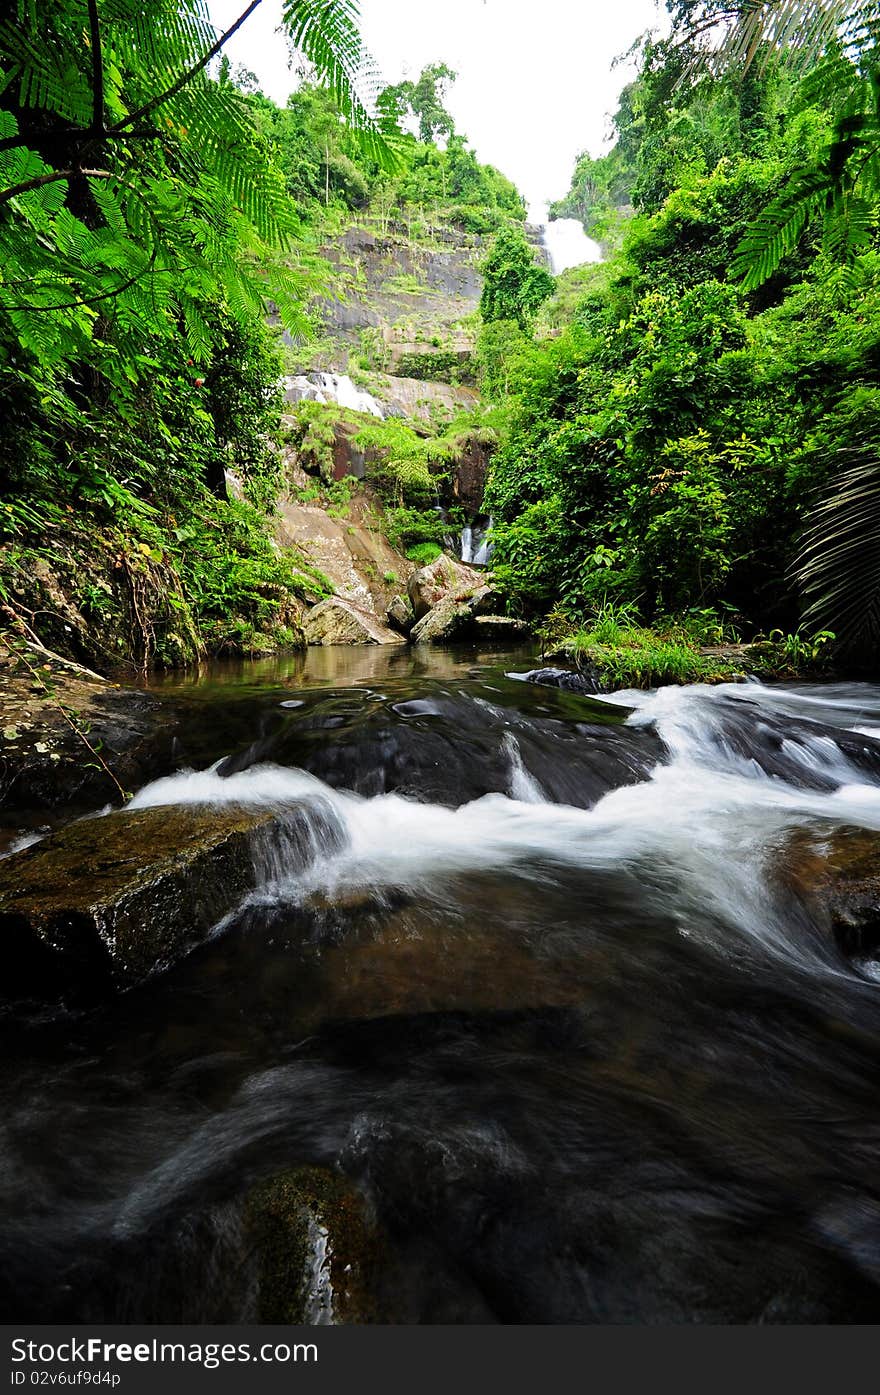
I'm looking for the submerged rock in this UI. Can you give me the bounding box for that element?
[302,597,406,646]
[0,806,283,998]
[244,1167,384,1324]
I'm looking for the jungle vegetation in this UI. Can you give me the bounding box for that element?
[484,0,880,663]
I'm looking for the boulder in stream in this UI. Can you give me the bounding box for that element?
[0,805,285,998]
[406,554,485,622]
[244,1166,384,1324]
[302,597,406,646]
[522,665,606,696]
[780,825,880,962]
[385,593,415,635]
[409,596,475,645]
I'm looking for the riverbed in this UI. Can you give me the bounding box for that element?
[2,648,880,1322]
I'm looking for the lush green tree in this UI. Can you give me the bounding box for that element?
[480,227,554,332]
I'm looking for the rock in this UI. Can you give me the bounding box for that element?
[449,436,493,514]
[407,554,486,621]
[244,1167,385,1324]
[780,826,880,961]
[0,641,177,818]
[302,597,406,646]
[409,597,475,645]
[469,585,500,616]
[522,666,605,696]
[385,593,414,634]
[473,615,531,640]
[0,805,286,998]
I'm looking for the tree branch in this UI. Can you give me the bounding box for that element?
[109,0,265,134]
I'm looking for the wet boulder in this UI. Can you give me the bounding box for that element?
[302,597,406,647]
[385,593,415,635]
[0,805,286,998]
[522,666,606,696]
[244,1167,385,1324]
[409,596,475,646]
[778,825,880,961]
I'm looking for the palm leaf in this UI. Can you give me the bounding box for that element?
[794,445,880,652]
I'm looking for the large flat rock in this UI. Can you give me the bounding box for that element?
[0,805,282,997]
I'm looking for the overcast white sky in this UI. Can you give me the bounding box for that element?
[208,1,665,216]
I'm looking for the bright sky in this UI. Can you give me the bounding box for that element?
[207,0,665,216]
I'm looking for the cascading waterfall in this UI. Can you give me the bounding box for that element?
[460,515,493,566]
[282,371,383,417]
[532,205,603,275]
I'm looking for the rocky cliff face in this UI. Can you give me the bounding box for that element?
[276,215,508,647]
[280,220,484,422]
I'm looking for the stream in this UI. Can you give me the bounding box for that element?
[3,647,880,1322]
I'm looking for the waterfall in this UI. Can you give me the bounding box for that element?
[539,218,603,274]
[283,371,383,418]
[530,202,603,275]
[460,516,493,566]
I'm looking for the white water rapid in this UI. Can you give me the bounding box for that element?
[125,677,880,986]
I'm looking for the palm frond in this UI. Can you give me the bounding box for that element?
[683,1,879,78]
[794,445,880,652]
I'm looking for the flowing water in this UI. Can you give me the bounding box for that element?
[4,648,880,1322]
[539,217,603,274]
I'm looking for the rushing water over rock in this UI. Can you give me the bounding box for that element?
[460,516,493,566]
[282,371,384,418]
[4,654,880,1322]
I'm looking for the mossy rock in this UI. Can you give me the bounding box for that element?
[244,1167,384,1324]
[0,805,280,998]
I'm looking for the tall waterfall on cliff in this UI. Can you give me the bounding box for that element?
[534,210,603,274]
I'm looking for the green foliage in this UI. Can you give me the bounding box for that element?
[396,349,470,383]
[480,226,555,331]
[0,0,389,668]
[546,603,739,687]
[485,23,880,663]
[384,506,449,553]
[405,541,443,566]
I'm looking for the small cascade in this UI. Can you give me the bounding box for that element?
[283,371,383,418]
[460,515,493,566]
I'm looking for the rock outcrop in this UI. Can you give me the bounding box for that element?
[302,597,406,646]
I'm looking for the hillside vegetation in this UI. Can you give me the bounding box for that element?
[486,2,880,673]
